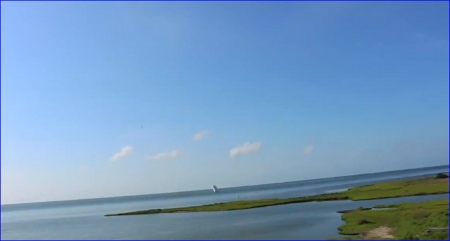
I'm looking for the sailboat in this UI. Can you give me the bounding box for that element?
[212,185,219,193]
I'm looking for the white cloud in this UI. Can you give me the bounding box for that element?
[146,150,183,161]
[230,142,262,158]
[303,145,314,154]
[111,146,134,161]
[193,131,210,141]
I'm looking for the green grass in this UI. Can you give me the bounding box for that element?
[344,177,449,201]
[105,192,350,216]
[334,199,449,240]
[105,176,449,216]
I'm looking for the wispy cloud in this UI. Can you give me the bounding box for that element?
[111,146,134,161]
[146,150,183,161]
[230,142,262,158]
[303,145,314,154]
[193,131,210,141]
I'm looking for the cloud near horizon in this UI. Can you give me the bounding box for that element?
[303,145,314,154]
[193,131,210,141]
[146,150,183,161]
[111,146,134,161]
[230,142,262,157]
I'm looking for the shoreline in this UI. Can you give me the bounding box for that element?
[105,174,449,217]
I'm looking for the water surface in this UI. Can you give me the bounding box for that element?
[2,165,448,240]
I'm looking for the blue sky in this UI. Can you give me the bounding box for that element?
[1,1,448,204]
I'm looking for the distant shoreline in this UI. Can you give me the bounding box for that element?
[105,173,449,217]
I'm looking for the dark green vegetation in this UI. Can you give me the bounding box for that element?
[436,172,449,179]
[334,199,449,240]
[106,176,449,216]
[337,207,373,214]
[373,204,399,209]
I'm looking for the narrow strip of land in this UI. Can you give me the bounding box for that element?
[105,174,449,216]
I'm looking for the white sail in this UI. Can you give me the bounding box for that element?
[212,185,218,193]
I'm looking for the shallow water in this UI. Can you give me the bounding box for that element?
[2,165,448,240]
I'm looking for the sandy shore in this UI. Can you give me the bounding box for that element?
[362,226,395,239]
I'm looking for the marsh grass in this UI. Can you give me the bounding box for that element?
[335,199,449,240]
[106,177,448,216]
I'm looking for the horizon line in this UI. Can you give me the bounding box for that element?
[2,163,448,206]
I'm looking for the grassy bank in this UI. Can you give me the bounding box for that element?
[334,199,449,240]
[344,175,448,201]
[106,175,448,216]
[105,192,349,216]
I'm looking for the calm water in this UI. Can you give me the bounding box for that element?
[2,165,449,240]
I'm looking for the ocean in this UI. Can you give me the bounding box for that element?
[1,165,449,240]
